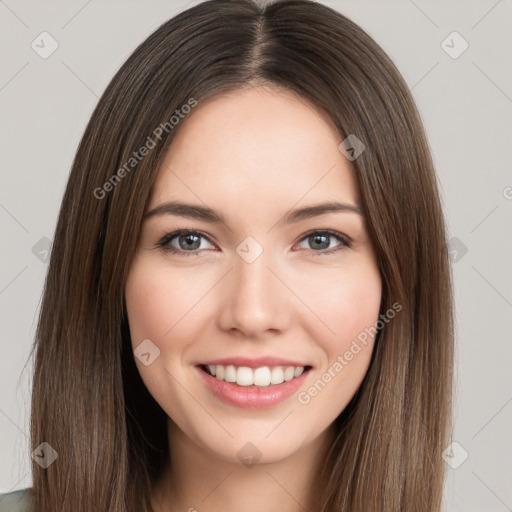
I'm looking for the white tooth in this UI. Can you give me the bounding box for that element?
[253,366,271,386]
[284,366,295,381]
[225,365,237,383]
[215,365,225,381]
[210,364,304,385]
[270,366,285,385]
[236,366,253,386]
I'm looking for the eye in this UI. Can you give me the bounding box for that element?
[156,229,351,257]
[156,230,216,257]
[294,230,351,255]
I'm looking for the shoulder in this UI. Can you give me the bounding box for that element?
[0,488,32,512]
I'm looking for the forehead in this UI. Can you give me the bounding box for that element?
[148,86,360,215]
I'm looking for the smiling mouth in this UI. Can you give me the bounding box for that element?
[198,364,312,388]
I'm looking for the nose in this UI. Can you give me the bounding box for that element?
[217,248,290,339]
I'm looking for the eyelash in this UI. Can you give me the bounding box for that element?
[155,229,352,257]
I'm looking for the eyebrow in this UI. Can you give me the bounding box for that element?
[144,200,363,224]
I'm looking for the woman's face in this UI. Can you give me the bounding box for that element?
[125,86,382,465]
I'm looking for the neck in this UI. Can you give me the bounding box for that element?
[150,418,336,512]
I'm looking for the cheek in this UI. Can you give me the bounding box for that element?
[294,260,382,353]
[126,270,165,344]
[295,265,381,419]
[125,262,190,347]
[336,269,382,343]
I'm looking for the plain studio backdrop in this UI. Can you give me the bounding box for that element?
[0,1,511,511]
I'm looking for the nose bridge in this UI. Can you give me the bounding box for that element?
[219,237,289,336]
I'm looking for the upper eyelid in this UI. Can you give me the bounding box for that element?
[160,229,215,247]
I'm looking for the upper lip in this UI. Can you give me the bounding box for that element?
[197,356,311,369]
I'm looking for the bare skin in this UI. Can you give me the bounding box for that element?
[125,85,382,512]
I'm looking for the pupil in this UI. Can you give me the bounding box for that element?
[180,234,200,250]
[311,234,328,250]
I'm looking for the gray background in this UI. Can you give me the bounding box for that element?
[1,1,511,510]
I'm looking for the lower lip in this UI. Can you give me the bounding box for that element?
[195,366,311,409]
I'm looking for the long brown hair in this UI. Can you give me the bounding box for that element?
[29,0,454,510]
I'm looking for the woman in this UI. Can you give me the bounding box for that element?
[0,0,454,510]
